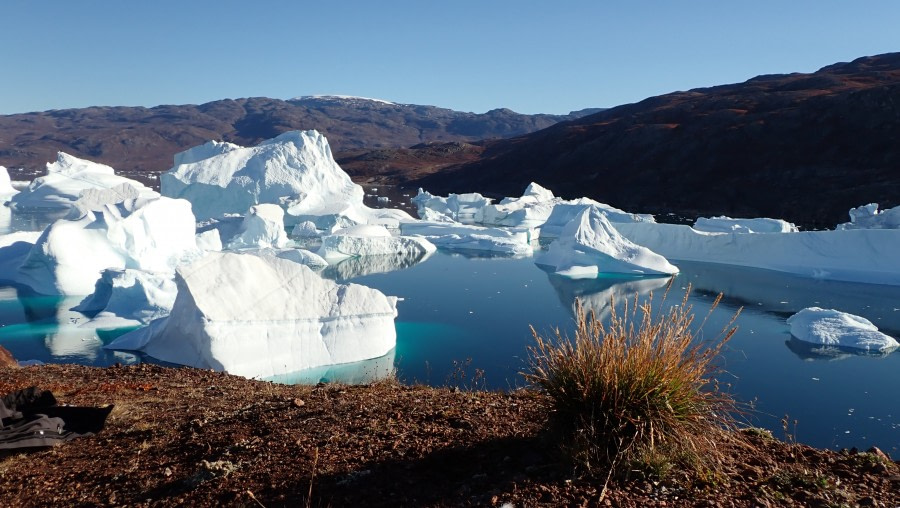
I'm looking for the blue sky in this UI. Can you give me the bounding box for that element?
[1,1,898,115]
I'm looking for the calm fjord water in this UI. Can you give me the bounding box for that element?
[0,199,897,452]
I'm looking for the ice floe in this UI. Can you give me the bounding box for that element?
[8,153,158,211]
[693,216,798,234]
[536,206,678,278]
[614,222,900,285]
[787,307,899,353]
[106,252,398,378]
[837,203,900,230]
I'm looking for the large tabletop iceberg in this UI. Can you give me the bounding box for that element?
[786,307,899,353]
[8,153,158,211]
[537,206,678,278]
[106,252,398,378]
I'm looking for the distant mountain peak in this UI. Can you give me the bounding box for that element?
[289,95,397,106]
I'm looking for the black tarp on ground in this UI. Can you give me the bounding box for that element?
[0,386,113,450]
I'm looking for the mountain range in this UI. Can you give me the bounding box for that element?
[0,95,600,177]
[412,53,900,228]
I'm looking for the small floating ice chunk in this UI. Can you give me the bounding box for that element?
[536,205,678,277]
[787,307,900,353]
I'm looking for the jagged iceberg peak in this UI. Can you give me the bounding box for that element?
[161,130,364,221]
[9,152,158,211]
[537,205,678,278]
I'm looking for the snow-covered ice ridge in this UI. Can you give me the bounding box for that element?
[290,95,396,105]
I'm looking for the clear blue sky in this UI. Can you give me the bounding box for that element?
[1,0,898,115]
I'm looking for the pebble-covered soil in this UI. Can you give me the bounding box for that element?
[0,364,898,507]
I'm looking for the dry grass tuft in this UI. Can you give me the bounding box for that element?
[526,282,742,478]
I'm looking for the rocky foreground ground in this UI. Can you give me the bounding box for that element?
[0,364,897,507]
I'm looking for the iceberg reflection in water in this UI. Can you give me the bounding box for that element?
[264,349,397,385]
[321,249,434,281]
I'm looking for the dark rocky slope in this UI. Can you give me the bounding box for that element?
[414,53,900,228]
[0,95,599,177]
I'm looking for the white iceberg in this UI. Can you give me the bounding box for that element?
[318,224,436,263]
[16,197,199,295]
[537,206,678,278]
[693,216,798,234]
[225,204,289,250]
[786,307,899,353]
[74,269,177,329]
[106,252,398,379]
[614,222,900,285]
[161,130,414,229]
[400,221,533,256]
[539,198,655,239]
[481,182,558,228]
[411,189,493,223]
[837,203,900,230]
[8,153,158,211]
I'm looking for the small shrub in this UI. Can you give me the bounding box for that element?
[525,283,741,477]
